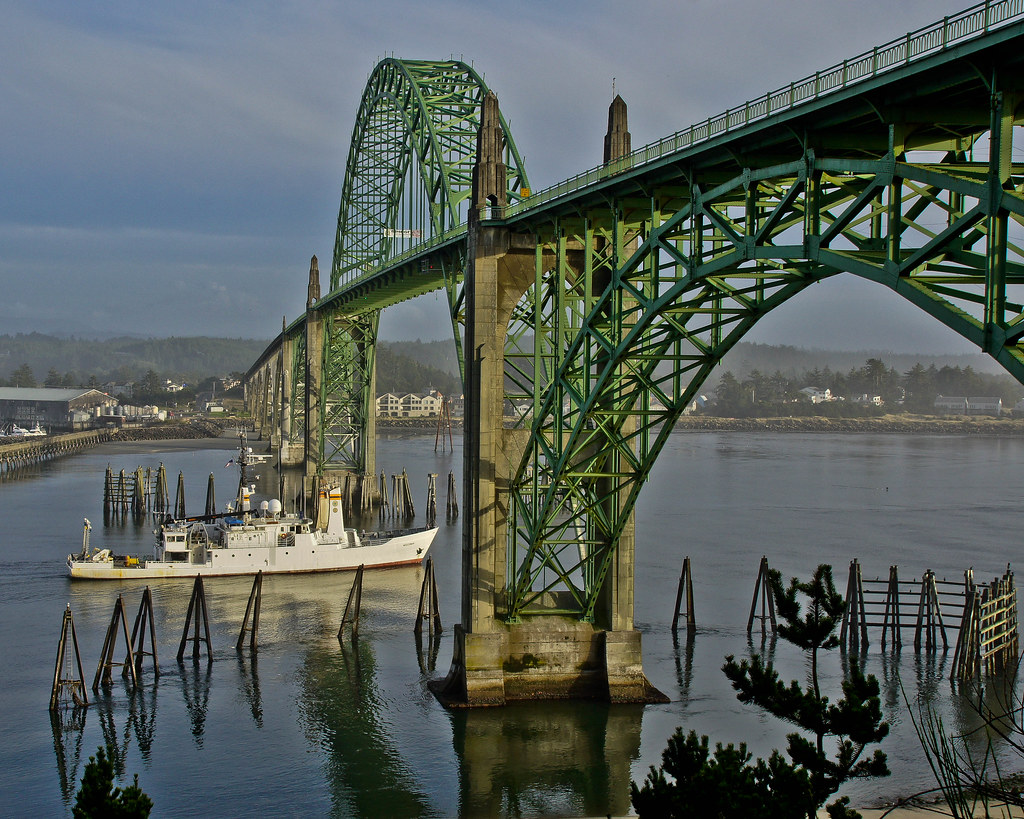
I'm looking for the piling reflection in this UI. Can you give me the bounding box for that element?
[672,630,696,703]
[414,630,441,674]
[50,707,87,803]
[178,662,212,745]
[297,641,433,817]
[450,702,643,817]
[127,683,159,761]
[97,699,131,778]
[236,653,263,728]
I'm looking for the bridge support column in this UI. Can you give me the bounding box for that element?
[432,92,663,706]
[277,328,304,467]
[303,257,324,502]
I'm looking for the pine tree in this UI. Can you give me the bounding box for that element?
[72,745,153,818]
[632,564,889,819]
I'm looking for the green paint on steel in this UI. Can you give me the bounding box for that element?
[309,58,530,473]
[246,6,1024,621]
[331,58,529,292]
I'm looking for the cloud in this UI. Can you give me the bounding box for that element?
[0,0,987,349]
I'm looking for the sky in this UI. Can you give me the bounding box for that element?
[0,0,995,353]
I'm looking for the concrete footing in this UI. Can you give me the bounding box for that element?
[430,619,668,707]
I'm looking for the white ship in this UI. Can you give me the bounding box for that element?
[67,437,437,580]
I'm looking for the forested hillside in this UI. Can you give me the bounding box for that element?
[0,333,461,394]
[0,333,1016,407]
[0,334,267,385]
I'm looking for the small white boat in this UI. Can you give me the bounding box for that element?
[67,437,437,580]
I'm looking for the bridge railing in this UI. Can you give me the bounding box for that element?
[331,0,1024,298]
[335,223,468,292]
[503,0,1024,218]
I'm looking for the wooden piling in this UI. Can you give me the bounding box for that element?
[747,555,777,635]
[127,587,159,678]
[414,557,442,637]
[378,469,390,520]
[154,463,169,514]
[426,473,437,526]
[177,575,214,663]
[50,605,88,711]
[672,556,696,633]
[338,564,365,642]
[402,469,414,516]
[913,569,947,651]
[132,467,146,516]
[434,394,453,452]
[880,566,903,650]
[103,465,114,514]
[93,595,138,693]
[205,473,216,516]
[237,571,263,651]
[174,472,186,519]
[117,470,127,514]
[446,470,458,519]
[840,558,869,651]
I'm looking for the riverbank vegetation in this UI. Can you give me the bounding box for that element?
[632,565,889,818]
[709,358,1022,418]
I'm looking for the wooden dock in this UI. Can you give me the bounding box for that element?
[0,430,110,474]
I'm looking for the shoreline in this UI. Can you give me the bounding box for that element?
[378,414,1024,435]
[671,414,1024,435]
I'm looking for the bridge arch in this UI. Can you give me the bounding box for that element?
[309,59,531,476]
[508,136,1024,621]
[331,58,529,291]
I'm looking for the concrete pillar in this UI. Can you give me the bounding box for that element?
[269,352,282,450]
[304,256,323,495]
[432,92,664,706]
[604,94,631,162]
[595,92,637,636]
[279,325,304,467]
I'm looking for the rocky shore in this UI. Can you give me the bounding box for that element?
[107,418,228,442]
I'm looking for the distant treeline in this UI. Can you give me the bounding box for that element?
[0,333,267,385]
[1,334,1019,413]
[710,357,1023,417]
[0,333,462,397]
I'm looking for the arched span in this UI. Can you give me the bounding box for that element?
[507,141,1024,621]
[331,58,529,292]
[315,58,530,474]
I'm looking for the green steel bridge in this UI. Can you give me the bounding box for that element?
[246,1,1024,703]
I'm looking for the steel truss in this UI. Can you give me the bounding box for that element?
[306,59,529,473]
[508,139,1024,620]
[246,9,1024,626]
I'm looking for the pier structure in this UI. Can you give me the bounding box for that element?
[0,430,110,475]
[245,5,1024,704]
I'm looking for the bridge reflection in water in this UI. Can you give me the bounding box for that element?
[451,703,642,816]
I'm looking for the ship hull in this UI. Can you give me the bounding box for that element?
[68,527,437,580]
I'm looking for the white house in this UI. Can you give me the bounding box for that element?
[966,396,1002,416]
[799,387,832,404]
[376,393,401,417]
[934,395,968,414]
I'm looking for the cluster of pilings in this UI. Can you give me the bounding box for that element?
[102,465,218,518]
[0,430,110,476]
[379,469,416,519]
[50,564,445,712]
[672,556,1020,682]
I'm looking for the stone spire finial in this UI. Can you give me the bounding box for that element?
[471,91,507,213]
[604,94,631,163]
[306,255,321,310]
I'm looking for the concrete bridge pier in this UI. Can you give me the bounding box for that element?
[432,92,665,706]
[276,326,304,467]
